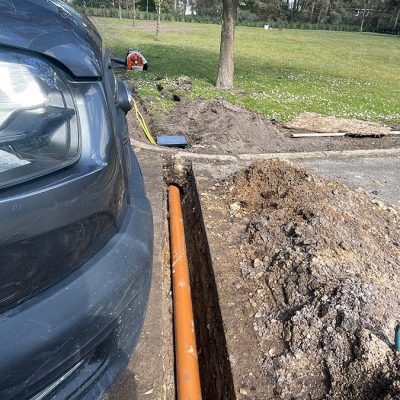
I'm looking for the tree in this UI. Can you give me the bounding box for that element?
[182,0,188,19]
[309,0,316,22]
[118,0,122,18]
[131,0,136,26]
[215,0,238,89]
[253,0,286,20]
[394,1,400,28]
[71,0,400,34]
[155,0,161,40]
[360,0,369,31]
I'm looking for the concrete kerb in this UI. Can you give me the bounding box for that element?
[238,147,400,160]
[131,138,400,162]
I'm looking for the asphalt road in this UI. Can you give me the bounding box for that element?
[299,155,400,209]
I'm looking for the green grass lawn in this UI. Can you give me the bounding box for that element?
[93,17,400,123]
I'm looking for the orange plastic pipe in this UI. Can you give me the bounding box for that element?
[168,185,202,400]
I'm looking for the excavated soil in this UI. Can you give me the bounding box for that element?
[128,99,400,154]
[199,160,400,399]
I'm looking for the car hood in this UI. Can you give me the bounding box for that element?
[0,0,103,78]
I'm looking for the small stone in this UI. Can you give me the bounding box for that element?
[230,202,241,213]
[239,388,248,395]
[294,350,302,359]
[253,258,263,268]
[339,241,351,251]
[274,386,283,396]
[283,221,295,235]
[268,347,277,357]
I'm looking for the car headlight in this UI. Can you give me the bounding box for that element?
[0,49,79,189]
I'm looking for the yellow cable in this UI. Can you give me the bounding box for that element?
[135,101,155,145]
[133,99,157,145]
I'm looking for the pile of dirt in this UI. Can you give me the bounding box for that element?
[144,98,283,153]
[218,160,400,399]
[129,98,400,154]
[286,112,393,136]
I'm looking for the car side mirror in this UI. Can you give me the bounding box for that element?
[116,79,132,114]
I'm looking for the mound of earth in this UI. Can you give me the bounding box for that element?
[147,98,282,153]
[215,160,400,399]
[286,112,393,136]
[129,98,400,154]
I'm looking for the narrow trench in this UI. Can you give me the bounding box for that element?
[164,160,236,400]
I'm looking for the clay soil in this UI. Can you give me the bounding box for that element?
[129,99,400,154]
[198,160,400,399]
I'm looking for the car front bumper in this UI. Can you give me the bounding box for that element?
[0,151,153,400]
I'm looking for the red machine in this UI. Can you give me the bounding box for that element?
[126,49,148,71]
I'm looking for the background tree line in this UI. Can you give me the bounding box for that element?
[73,0,400,34]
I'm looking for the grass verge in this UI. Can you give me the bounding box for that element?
[93,17,400,123]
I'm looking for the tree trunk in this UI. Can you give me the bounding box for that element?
[132,0,136,26]
[118,1,122,19]
[394,6,400,29]
[155,0,161,41]
[324,3,329,21]
[317,5,323,23]
[309,0,315,22]
[182,0,187,20]
[215,0,237,89]
[360,0,368,32]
